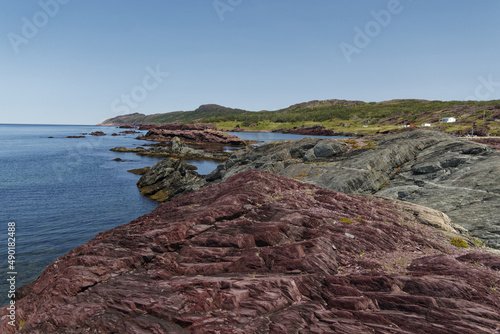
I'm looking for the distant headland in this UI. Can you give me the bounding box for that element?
[99,99,500,137]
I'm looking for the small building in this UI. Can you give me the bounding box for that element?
[440,117,457,123]
[401,123,416,128]
[421,123,432,127]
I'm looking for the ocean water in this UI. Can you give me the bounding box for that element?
[226,131,340,143]
[0,124,345,306]
[0,124,167,306]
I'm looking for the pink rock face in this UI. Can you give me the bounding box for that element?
[138,127,246,146]
[158,123,217,131]
[285,127,338,136]
[1,170,500,333]
[473,138,500,150]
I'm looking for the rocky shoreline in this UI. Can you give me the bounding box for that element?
[2,128,500,332]
[137,124,247,146]
[1,170,499,333]
[137,130,500,249]
[111,137,231,162]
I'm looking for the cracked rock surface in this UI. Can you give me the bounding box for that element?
[1,170,499,333]
[201,130,500,248]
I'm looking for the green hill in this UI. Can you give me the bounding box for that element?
[99,104,250,126]
[99,99,500,136]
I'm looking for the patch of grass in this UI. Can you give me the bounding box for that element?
[378,182,389,191]
[472,238,485,247]
[450,237,469,248]
[19,319,26,329]
[343,139,361,150]
[355,217,366,223]
[340,217,355,224]
[363,140,377,148]
[343,139,377,150]
[267,193,284,201]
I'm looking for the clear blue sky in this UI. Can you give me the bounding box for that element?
[0,0,499,125]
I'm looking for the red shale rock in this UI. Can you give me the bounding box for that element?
[137,124,246,146]
[1,170,499,333]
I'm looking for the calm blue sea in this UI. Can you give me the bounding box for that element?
[0,124,344,306]
[0,124,214,306]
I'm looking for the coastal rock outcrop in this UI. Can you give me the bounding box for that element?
[137,123,247,146]
[276,124,355,137]
[89,131,106,136]
[111,137,230,161]
[136,157,205,202]
[191,130,500,248]
[1,170,499,333]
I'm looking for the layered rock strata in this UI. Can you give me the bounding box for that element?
[137,124,246,146]
[1,170,499,333]
[111,137,230,161]
[150,130,500,248]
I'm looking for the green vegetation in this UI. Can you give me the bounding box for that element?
[340,217,355,224]
[450,237,469,248]
[472,238,485,247]
[100,99,500,136]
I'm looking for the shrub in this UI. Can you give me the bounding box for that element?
[450,237,469,248]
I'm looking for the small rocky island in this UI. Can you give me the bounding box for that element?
[137,123,247,146]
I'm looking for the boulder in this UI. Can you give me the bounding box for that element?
[89,131,106,136]
[136,158,204,202]
[171,136,183,153]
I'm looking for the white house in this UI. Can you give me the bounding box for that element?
[421,123,432,127]
[440,117,456,123]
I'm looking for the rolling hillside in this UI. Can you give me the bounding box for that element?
[99,99,500,136]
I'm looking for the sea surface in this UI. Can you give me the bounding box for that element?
[0,124,344,306]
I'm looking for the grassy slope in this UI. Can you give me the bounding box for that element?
[99,99,500,136]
